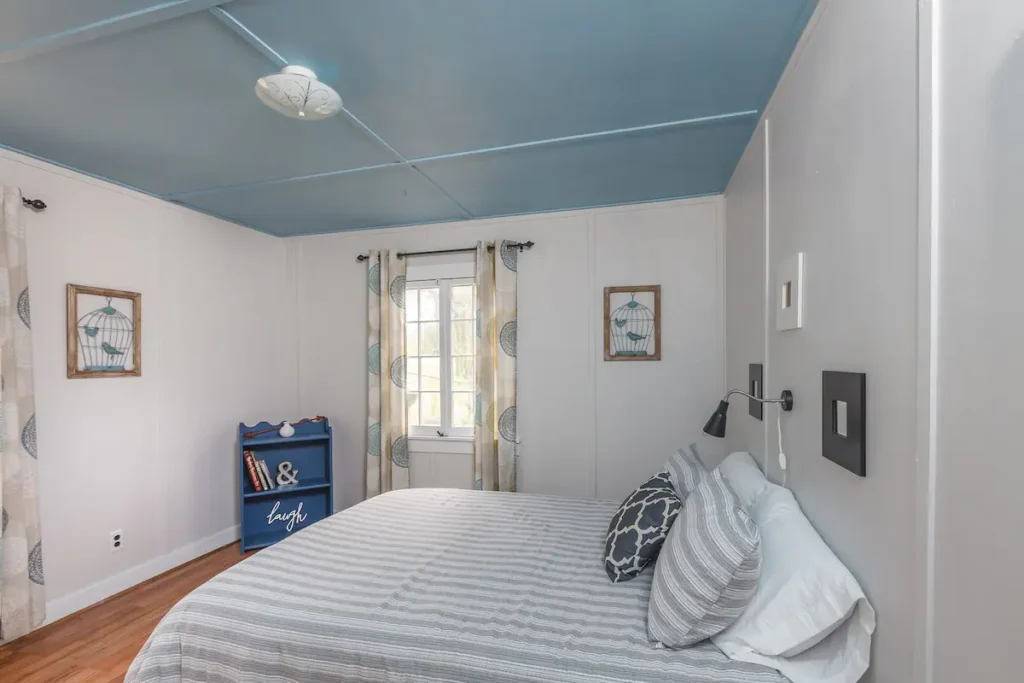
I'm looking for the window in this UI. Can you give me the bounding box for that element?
[406,277,476,438]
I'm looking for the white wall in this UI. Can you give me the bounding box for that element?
[294,197,727,511]
[0,155,725,624]
[931,2,1024,680]
[723,0,921,681]
[723,123,768,462]
[0,150,297,622]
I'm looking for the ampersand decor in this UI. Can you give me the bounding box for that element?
[276,461,299,486]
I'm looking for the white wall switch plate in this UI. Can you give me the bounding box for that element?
[775,252,805,331]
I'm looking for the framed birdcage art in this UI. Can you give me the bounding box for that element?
[66,284,142,378]
[604,285,661,361]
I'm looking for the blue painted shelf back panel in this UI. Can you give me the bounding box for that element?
[242,432,332,447]
[0,0,156,46]
[238,419,334,553]
[241,444,329,495]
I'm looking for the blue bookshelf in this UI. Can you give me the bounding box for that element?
[239,419,334,553]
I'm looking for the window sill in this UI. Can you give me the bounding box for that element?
[409,435,473,455]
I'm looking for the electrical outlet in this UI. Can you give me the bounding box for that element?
[110,530,123,553]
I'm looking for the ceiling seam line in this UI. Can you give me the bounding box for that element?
[337,109,477,217]
[405,111,759,162]
[0,143,158,198]
[213,7,414,168]
[211,7,409,165]
[0,0,236,65]
[0,142,273,233]
[207,7,471,216]
[163,109,760,200]
[338,110,408,163]
[208,7,286,66]
[410,166,474,218]
[165,162,403,199]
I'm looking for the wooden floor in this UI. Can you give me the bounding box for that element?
[0,543,253,683]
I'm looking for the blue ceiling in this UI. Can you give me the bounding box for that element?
[0,1,815,236]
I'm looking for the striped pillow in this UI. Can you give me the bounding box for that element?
[664,444,708,499]
[647,468,762,648]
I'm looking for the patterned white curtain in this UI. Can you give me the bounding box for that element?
[366,250,409,498]
[474,241,518,492]
[0,187,44,643]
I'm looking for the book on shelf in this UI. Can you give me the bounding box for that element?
[259,460,276,490]
[255,458,270,490]
[243,451,263,492]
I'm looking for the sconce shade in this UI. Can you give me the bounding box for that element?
[703,400,730,438]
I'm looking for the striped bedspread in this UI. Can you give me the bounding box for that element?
[126,489,788,683]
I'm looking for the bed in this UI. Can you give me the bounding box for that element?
[126,488,788,683]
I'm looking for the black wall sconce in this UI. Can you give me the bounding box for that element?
[822,371,866,476]
[703,388,794,438]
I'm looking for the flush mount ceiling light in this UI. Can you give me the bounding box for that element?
[255,65,342,120]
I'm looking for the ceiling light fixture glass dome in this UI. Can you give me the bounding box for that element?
[255,65,342,120]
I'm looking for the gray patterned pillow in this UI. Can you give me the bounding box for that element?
[604,472,682,582]
[647,468,762,647]
[665,444,708,499]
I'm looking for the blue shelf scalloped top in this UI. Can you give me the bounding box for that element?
[239,418,331,444]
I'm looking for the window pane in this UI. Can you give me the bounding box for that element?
[420,321,440,356]
[451,320,474,356]
[406,289,419,322]
[407,357,419,392]
[420,357,441,390]
[406,323,419,356]
[452,392,474,428]
[420,288,439,320]
[452,356,474,392]
[452,285,474,319]
[407,392,419,426]
[421,392,441,426]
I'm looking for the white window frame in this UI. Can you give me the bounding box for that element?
[406,276,476,441]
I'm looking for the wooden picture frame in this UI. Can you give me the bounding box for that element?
[604,285,661,361]
[67,284,142,378]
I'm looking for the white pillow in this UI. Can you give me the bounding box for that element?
[712,468,876,683]
[718,451,770,510]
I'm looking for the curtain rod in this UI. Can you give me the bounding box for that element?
[21,197,46,211]
[355,241,534,263]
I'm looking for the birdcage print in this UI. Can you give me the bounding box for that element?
[78,298,135,371]
[610,294,654,356]
[604,285,661,361]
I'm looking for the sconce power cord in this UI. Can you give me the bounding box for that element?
[777,408,788,488]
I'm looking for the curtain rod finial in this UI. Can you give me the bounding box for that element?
[356,254,369,263]
[21,197,46,211]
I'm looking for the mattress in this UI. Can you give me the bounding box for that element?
[126,488,788,683]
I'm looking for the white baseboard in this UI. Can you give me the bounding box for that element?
[44,525,240,625]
